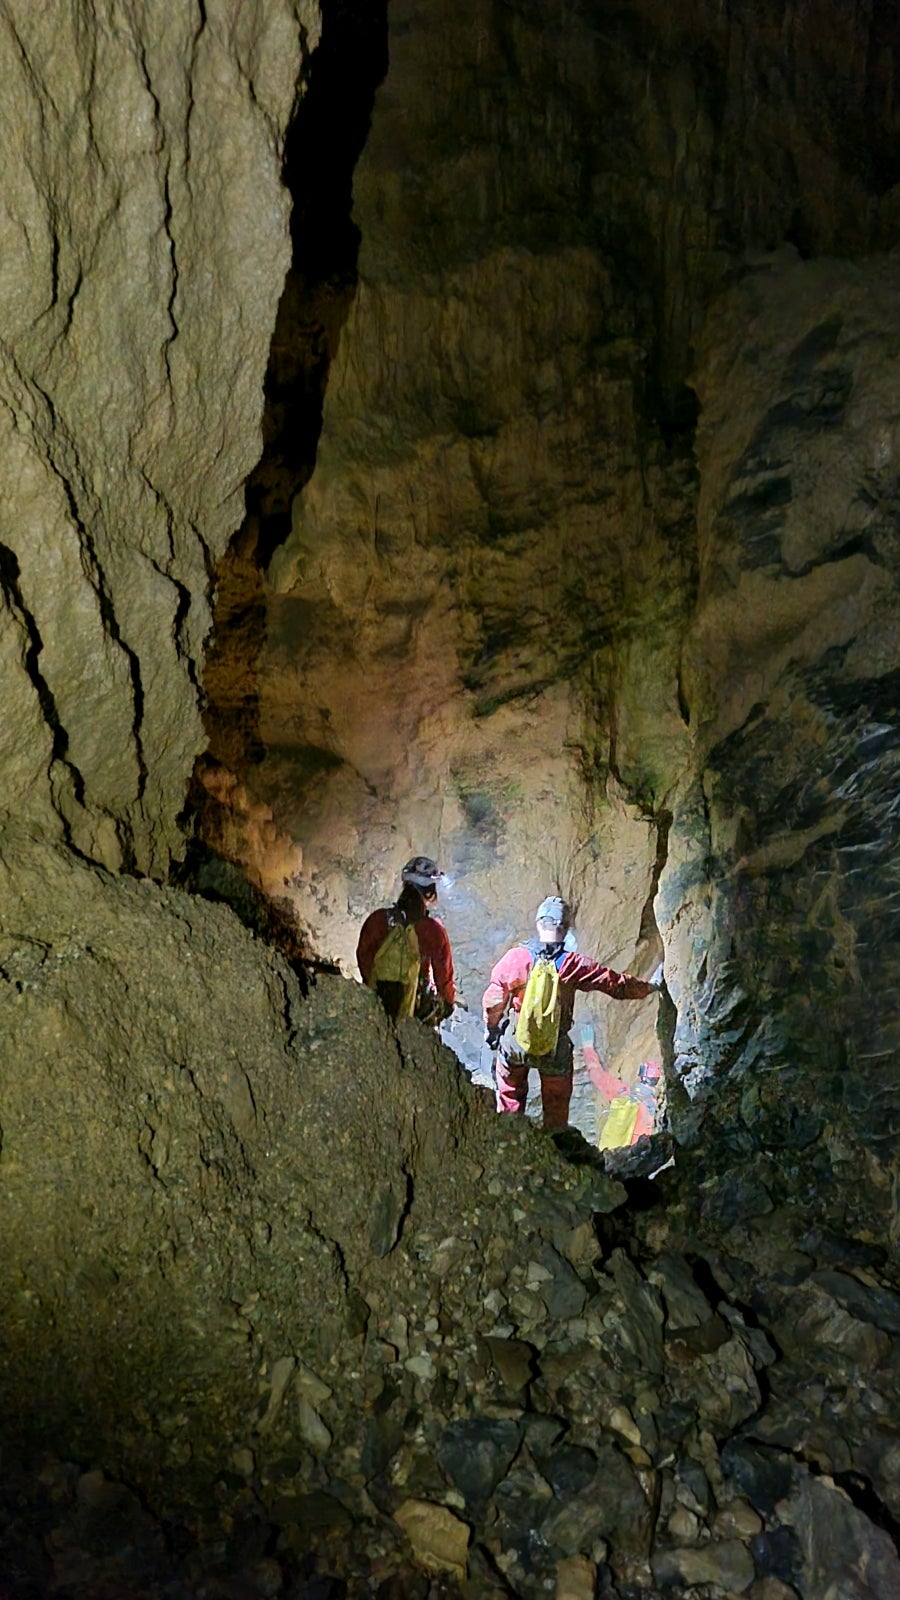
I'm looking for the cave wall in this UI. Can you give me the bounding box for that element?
[0,0,315,875]
[206,0,701,1047]
[661,249,900,1172]
[201,0,900,1097]
[0,1,899,1594]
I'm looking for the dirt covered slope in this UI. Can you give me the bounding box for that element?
[2,825,900,1599]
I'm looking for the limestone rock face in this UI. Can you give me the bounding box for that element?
[662,251,900,1167]
[202,0,900,1087]
[2,1,900,1589]
[207,0,700,1048]
[0,0,315,874]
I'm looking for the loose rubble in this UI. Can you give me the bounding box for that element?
[1,833,899,1597]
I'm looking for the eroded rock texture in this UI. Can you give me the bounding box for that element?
[0,0,899,1597]
[664,253,900,1171]
[3,830,900,1600]
[202,0,693,1052]
[0,0,314,874]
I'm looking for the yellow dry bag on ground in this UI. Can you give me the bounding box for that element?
[368,917,420,1019]
[515,953,561,1056]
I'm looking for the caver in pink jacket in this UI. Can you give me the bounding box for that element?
[482,946,653,1034]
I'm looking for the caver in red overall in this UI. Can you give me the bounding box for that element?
[580,1034,661,1146]
[356,856,456,1022]
[482,905,657,1131]
[357,901,456,1016]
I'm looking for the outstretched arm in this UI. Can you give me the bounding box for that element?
[560,951,656,1000]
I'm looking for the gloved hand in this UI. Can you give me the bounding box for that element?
[649,963,665,991]
[484,1023,503,1051]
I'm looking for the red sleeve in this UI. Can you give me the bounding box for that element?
[481,946,533,1028]
[581,1042,628,1101]
[558,951,654,1000]
[356,909,388,985]
[418,916,456,1005]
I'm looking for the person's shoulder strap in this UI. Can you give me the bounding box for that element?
[524,936,565,968]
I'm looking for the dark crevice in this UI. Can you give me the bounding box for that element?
[0,542,85,809]
[170,573,200,691]
[22,377,148,861]
[248,0,389,567]
[831,1468,900,1545]
[184,0,207,173]
[638,809,670,949]
[50,463,147,860]
[131,30,179,374]
[170,830,337,993]
[197,0,389,806]
[863,0,900,194]
[778,531,884,579]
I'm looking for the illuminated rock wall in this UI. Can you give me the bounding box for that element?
[0,0,314,874]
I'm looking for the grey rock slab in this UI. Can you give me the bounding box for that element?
[787,1473,900,1600]
[810,1268,900,1334]
[436,1417,523,1504]
[540,1443,650,1561]
[520,1412,567,1456]
[651,1538,757,1593]
[540,1445,598,1498]
[537,1241,589,1321]
[719,1441,799,1517]
[648,1250,718,1328]
[480,1335,536,1392]
[748,1527,801,1588]
[601,1248,665,1375]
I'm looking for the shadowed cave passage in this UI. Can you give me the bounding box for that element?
[2,0,900,1595]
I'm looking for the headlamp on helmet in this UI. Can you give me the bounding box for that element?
[535,895,568,931]
[401,856,442,892]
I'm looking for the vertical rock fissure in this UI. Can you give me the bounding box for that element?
[198,0,389,805]
[248,0,389,567]
[0,541,85,812]
[50,455,149,819]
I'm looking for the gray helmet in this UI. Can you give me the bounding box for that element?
[401,855,442,891]
[535,895,568,929]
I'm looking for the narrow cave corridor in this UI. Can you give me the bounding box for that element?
[0,1,900,1597]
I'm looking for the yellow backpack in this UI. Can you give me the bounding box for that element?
[515,951,562,1056]
[598,1097,640,1150]
[368,916,420,1018]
